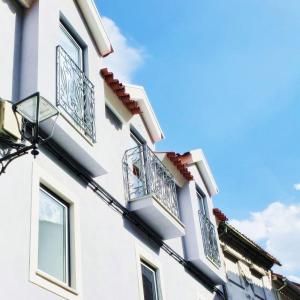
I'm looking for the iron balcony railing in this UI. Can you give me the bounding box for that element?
[122,145,180,219]
[199,211,221,267]
[56,45,96,142]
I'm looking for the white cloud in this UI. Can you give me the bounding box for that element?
[230,202,300,278]
[288,275,300,284]
[102,17,144,83]
[294,183,300,190]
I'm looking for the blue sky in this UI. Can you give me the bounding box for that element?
[98,0,300,279]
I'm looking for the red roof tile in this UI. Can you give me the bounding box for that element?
[213,208,228,222]
[100,68,142,115]
[166,152,194,181]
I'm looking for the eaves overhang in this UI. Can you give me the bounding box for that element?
[272,273,300,299]
[219,222,281,268]
[100,68,141,115]
[124,84,165,143]
[155,152,194,182]
[188,149,219,196]
[18,0,113,57]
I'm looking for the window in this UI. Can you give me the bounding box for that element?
[130,128,145,147]
[225,253,244,287]
[129,129,146,199]
[197,189,207,217]
[38,187,70,285]
[60,23,83,69]
[105,105,122,130]
[251,269,266,300]
[141,261,160,300]
[57,22,96,142]
[30,164,81,298]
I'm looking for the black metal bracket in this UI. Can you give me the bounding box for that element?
[0,144,34,175]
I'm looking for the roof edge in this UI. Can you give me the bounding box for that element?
[18,0,113,57]
[189,149,219,196]
[125,84,165,142]
[76,0,113,57]
[224,222,281,266]
[100,68,141,115]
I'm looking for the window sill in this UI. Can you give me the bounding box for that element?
[36,270,78,296]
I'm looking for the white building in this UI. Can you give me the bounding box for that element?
[0,1,227,299]
[214,209,281,300]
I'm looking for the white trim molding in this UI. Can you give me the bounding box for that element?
[189,149,219,196]
[126,84,165,142]
[135,244,166,300]
[30,162,82,299]
[17,0,112,57]
[76,0,112,57]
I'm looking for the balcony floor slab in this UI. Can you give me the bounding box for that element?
[129,194,185,240]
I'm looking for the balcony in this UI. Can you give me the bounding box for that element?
[37,46,106,177]
[122,145,185,239]
[56,46,96,143]
[199,211,221,267]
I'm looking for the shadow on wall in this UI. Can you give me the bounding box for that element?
[225,270,276,300]
[2,0,23,101]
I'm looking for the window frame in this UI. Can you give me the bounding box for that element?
[250,269,266,300]
[224,252,245,288]
[135,244,165,300]
[38,185,71,285]
[196,187,208,217]
[59,22,83,70]
[130,127,146,146]
[105,104,123,130]
[30,163,81,299]
[141,260,160,300]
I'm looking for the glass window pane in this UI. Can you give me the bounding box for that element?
[141,262,159,300]
[197,191,207,216]
[38,188,68,283]
[60,24,82,68]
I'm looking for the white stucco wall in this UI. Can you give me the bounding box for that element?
[0,0,224,299]
[0,0,22,101]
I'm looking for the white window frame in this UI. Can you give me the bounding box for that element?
[140,261,160,300]
[135,244,165,300]
[30,162,81,299]
[60,22,83,70]
[38,186,70,284]
[196,188,208,217]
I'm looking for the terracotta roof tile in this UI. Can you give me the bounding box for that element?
[213,208,228,222]
[100,68,142,115]
[166,152,194,181]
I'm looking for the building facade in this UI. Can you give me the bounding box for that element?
[214,209,281,300]
[0,1,228,299]
[272,274,300,300]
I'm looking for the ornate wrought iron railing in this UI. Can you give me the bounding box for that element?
[199,211,221,267]
[56,46,96,142]
[122,145,180,219]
